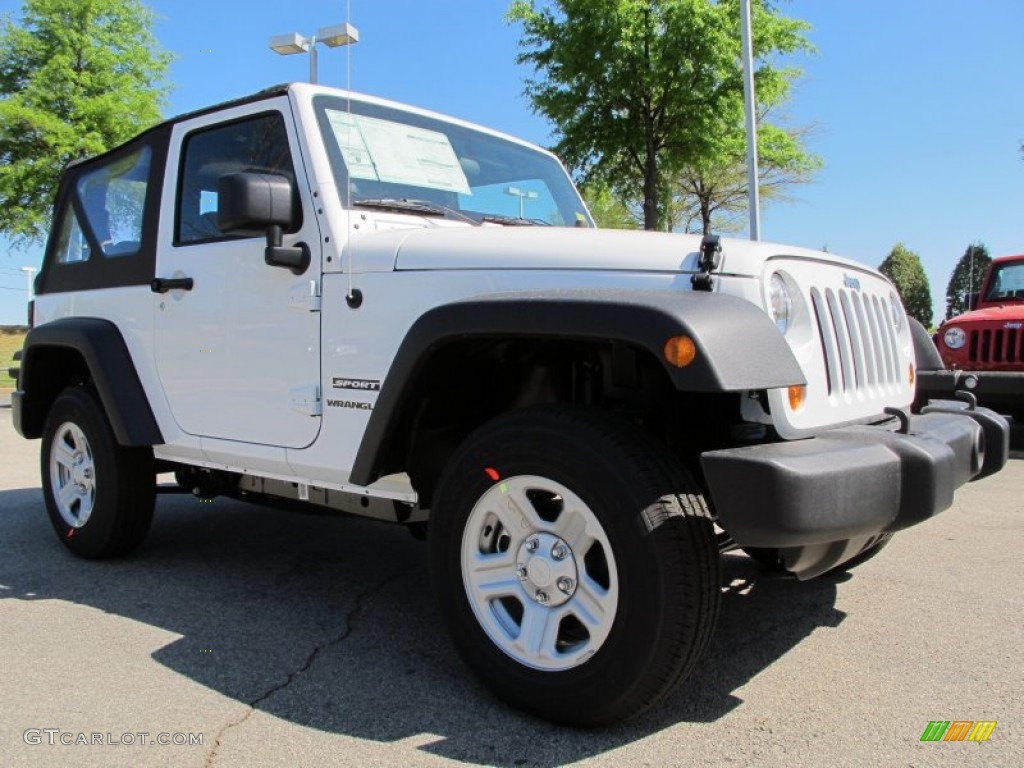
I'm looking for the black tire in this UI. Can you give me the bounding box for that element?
[428,406,720,726]
[743,533,893,575]
[41,385,155,558]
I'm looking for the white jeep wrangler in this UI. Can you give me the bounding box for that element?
[13,83,1009,725]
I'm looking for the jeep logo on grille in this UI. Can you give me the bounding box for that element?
[1006,321,1022,330]
[843,274,861,291]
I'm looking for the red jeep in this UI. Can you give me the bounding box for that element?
[921,255,1024,418]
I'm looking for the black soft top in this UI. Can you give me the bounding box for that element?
[66,84,292,171]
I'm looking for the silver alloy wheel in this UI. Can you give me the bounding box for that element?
[49,421,96,528]
[461,474,619,671]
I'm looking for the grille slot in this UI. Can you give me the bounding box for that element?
[811,286,900,398]
[969,327,1022,364]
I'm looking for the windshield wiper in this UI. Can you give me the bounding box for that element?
[353,198,479,225]
[480,213,549,227]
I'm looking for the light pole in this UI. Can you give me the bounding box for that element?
[505,186,538,219]
[269,22,359,84]
[740,0,760,241]
[20,266,36,303]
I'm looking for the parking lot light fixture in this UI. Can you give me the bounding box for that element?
[505,186,538,219]
[269,23,359,85]
[268,32,308,55]
[318,22,359,48]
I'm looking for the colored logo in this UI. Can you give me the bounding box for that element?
[842,274,861,291]
[920,720,996,742]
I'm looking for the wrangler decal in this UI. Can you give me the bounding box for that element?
[327,399,373,410]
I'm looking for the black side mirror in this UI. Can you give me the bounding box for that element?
[968,293,979,311]
[217,172,310,275]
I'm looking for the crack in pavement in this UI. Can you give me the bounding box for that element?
[203,566,414,767]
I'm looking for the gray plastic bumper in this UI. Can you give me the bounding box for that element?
[915,369,1023,412]
[701,404,1009,549]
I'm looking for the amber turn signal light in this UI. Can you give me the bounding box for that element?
[664,336,697,368]
[788,385,807,411]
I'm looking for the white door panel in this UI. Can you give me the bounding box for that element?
[154,102,322,449]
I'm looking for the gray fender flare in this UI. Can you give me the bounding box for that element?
[349,288,803,486]
[910,316,944,370]
[14,317,163,446]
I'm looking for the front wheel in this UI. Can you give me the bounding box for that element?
[429,407,720,725]
[41,385,155,558]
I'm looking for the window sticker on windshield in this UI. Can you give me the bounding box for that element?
[326,111,378,181]
[326,109,470,194]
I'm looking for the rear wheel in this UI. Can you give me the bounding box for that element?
[41,386,155,558]
[429,406,720,725]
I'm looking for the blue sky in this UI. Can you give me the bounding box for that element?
[1,0,1021,324]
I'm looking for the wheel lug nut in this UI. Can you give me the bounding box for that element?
[515,565,527,579]
[525,537,539,552]
[534,590,549,604]
[557,577,575,594]
[551,544,569,560]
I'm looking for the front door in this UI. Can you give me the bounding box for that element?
[154,100,322,449]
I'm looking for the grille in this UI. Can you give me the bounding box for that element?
[810,287,901,397]
[968,327,1022,364]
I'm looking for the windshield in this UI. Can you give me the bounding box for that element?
[314,95,592,227]
[984,261,1024,302]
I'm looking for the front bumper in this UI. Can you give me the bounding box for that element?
[915,369,1023,414]
[701,403,1009,569]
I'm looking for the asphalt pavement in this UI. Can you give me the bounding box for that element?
[0,408,1021,767]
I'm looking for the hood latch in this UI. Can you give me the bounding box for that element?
[691,235,722,292]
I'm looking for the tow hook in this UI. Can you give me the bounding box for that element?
[884,406,912,434]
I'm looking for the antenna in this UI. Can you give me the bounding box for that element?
[344,0,357,305]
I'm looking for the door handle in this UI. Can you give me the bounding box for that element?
[151,277,194,293]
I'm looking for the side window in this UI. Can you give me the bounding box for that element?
[54,209,92,264]
[75,146,152,257]
[177,113,300,244]
[37,127,166,295]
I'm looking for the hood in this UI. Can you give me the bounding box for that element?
[344,224,879,279]
[943,302,1024,326]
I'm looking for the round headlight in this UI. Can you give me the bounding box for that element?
[769,273,792,334]
[889,294,905,333]
[943,326,966,349]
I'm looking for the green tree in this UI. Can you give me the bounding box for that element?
[670,122,820,235]
[944,242,991,320]
[580,181,639,229]
[508,0,812,231]
[879,243,932,327]
[0,0,171,242]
